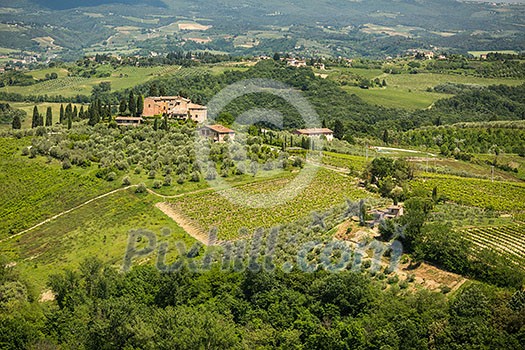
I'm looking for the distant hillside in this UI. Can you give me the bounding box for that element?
[0,0,523,59]
[32,0,166,10]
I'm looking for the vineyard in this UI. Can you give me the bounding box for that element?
[170,167,379,239]
[461,223,525,266]
[411,173,525,212]
[321,152,369,172]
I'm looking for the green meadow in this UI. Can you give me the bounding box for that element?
[324,67,523,110]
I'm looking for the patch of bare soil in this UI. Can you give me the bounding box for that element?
[39,290,55,302]
[155,202,215,246]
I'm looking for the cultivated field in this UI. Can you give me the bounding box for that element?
[411,173,525,212]
[170,167,377,239]
[461,223,525,266]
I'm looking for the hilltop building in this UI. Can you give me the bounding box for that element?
[115,116,143,127]
[142,96,207,123]
[294,128,334,142]
[286,58,307,68]
[198,124,235,142]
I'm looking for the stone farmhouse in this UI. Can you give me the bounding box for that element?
[142,96,207,123]
[115,116,143,127]
[294,128,334,142]
[198,124,235,142]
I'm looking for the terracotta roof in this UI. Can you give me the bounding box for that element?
[146,96,191,102]
[202,124,235,134]
[295,128,333,135]
[188,103,207,110]
[115,116,143,121]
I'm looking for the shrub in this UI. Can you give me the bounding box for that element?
[135,183,147,193]
[153,180,162,189]
[206,168,217,180]
[106,172,117,181]
[190,171,200,182]
[122,176,131,186]
[407,273,415,283]
[148,170,156,179]
[440,285,451,294]
[164,175,172,186]
[62,159,72,170]
[387,275,399,284]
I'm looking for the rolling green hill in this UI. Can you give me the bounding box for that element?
[0,0,523,59]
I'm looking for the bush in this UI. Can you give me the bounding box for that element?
[134,166,142,174]
[62,159,72,170]
[148,170,156,179]
[122,176,131,186]
[387,275,399,284]
[164,175,172,186]
[135,183,147,193]
[399,280,409,289]
[190,171,200,182]
[153,180,162,189]
[106,172,117,181]
[440,285,451,294]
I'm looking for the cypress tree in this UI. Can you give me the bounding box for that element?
[65,103,72,124]
[162,114,168,130]
[96,99,103,117]
[119,99,127,114]
[31,106,39,128]
[59,104,64,123]
[73,106,78,119]
[382,130,389,144]
[128,91,136,117]
[67,113,72,130]
[153,117,159,131]
[333,119,344,140]
[12,114,21,129]
[88,106,99,126]
[79,106,85,119]
[45,107,52,126]
[136,94,144,117]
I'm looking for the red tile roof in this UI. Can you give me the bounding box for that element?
[115,116,143,121]
[203,124,235,134]
[295,128,333,135]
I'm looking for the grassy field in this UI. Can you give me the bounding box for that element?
[0,65,182,97]
[324,67,523,110]
[0,101,86,129]
[468,50,519,57]
[0,63,254,98]
[171,167,377,239]
[0,189,195,290]
[0,137,119,238]
[410,156,523,182]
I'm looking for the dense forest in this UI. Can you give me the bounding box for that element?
[1,257,524,350]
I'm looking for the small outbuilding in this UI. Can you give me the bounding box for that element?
[115,116,143,127]
[198,124,235,142]
[294,128,334,142]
